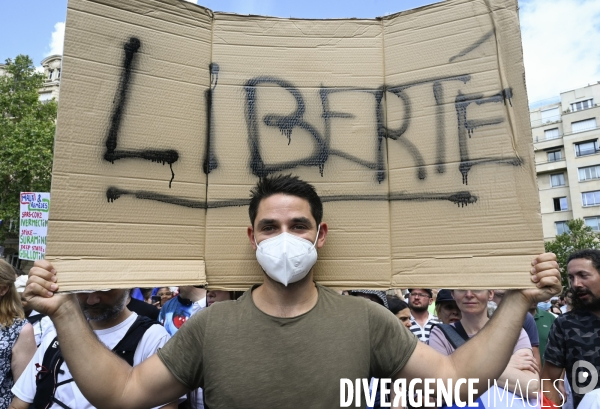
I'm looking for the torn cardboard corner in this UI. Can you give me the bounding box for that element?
[46,0,542,292]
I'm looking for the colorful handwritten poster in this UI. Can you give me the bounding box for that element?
[19,192,50,261]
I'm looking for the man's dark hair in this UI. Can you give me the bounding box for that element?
[387,295,409,315]
[248,174,323,226]
[567,249,600,273]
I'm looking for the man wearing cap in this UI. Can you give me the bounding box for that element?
[434,289,461,325]
[407,288,439,343]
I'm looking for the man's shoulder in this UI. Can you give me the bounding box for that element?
[555,309,591,323]
[524,312,536,324]
[144,320,170,339]
[427,314,440,324]
[536,308,556,321]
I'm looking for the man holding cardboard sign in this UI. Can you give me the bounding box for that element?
[23,175,561,408]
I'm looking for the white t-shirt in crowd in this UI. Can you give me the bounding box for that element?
[579,389,600,409]
[27,310,54,346]
[13,312,171,409]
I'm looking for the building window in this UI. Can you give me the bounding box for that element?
[572,118,597,133]
[553,197,568,211]
[578,165,600,181]
[541,107,560,124]
[39,93,52,102]
[582,190,600,207]
[571,99,593,112]
[584,216,600,231]
[544,128,560,140]
[555,221,570,235]
[547,150,562,162]
[575,140,599,157]
[550,173,565,187]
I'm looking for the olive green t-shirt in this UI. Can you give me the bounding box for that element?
[157,283,418,408]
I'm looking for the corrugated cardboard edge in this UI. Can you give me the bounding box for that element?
[46,258,206,292]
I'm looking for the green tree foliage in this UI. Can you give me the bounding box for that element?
[544,218,600,288]
[0,55,57,241]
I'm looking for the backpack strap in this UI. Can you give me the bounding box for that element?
[27,313,47,325]
[452,321,470,342]
[112,315,158,366]
[434,323,470,350]
[33,337,75,409]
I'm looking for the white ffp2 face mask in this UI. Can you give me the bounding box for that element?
[254,228,320,286]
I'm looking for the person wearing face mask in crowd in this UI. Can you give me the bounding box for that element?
[22,174,563,409]
[537,299,552,312]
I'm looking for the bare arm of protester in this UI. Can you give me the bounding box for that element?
[24,260,189,409]
[8,397,29,409]
[11,323,37,382]
[540,361,565,406]
[395,253,561,403]
[495,348,539,399]
[532,346,542,375]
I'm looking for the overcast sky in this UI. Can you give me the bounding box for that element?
[1,0,599,104]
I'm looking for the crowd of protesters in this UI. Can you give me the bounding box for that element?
[0,175,597,408]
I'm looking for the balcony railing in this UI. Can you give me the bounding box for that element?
[531,117,562,128]
[534,134,563,143]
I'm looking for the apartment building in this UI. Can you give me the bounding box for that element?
[39,54,62,101]
[0,54,61,101]
[531,82,600,240]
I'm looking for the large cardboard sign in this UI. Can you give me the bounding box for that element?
[47,0,543,291]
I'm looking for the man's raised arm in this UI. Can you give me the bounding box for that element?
[24,260,189,409]
[395,253,561,402]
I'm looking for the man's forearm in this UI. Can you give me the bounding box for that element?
[449,291,530,398]
[541,363,565,406]
[496,369,539,399]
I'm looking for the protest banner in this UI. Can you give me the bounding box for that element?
[19,192,50,261]
[45,0,543,291]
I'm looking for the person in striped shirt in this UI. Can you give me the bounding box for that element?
[407,288,439,343]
